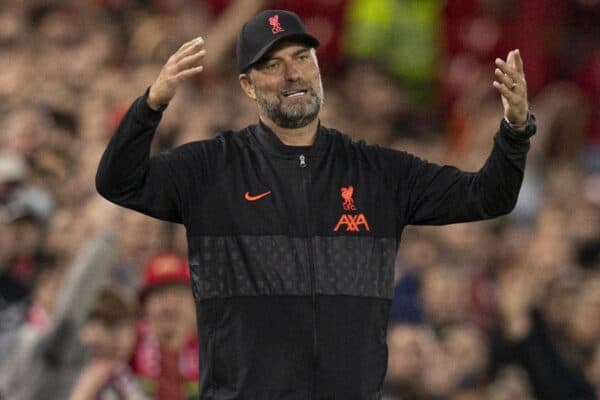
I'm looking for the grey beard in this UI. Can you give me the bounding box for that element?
[256,87,323,129]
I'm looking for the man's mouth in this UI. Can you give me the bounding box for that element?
[282,89,308,98]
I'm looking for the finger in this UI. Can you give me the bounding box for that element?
[174,49,207,72]
[514,49,524,74]
[171,37,205,63]
[494,68,515,88]
[178,36,204,52]
[495,58,520,83]
[493,80,519,103]
[171,38,202,62]
[506,50,515,66]
[172,39,205,64]
[174,65,204,81]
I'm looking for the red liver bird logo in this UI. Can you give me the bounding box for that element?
[341,186,356,211]
[269,15,285,34]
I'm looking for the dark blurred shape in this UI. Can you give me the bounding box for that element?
[577,239,600,270]
[490,310,597,400]
[389,272,424,325]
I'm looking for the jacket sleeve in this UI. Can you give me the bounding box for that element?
[388,115,536,226]
[95,91,184,223]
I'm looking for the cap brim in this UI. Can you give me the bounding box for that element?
[243,33,320,72]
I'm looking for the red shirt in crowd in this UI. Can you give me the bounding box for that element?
[131,322,199,400]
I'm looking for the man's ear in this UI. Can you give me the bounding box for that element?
[239,73,256,100]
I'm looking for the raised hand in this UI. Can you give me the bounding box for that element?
[69,359,117,400]
[493,49,529,131]
[147,37,206,110]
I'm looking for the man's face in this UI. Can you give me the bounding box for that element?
[241,43,324,129]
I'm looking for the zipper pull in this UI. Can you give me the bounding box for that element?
[299,154,307,168]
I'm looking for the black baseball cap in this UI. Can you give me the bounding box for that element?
[236,10,320,73]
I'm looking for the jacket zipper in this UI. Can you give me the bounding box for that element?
[299,154,318,398]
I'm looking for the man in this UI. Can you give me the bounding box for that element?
[96,10,535,400]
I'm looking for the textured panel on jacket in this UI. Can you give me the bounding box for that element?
[187,235,396,300]
[313,236,396,299]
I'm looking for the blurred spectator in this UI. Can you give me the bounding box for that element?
[490,257,597,400]
[420,264,470,328]
[131,252,198,400]
[0,234,115,400]
[0,152,53,304]
[1,105,53,159]
[0,253,62,367]
[0,152,53,225]
[70,288,147,400]
[338,60,413,144]
[385,323,435,399]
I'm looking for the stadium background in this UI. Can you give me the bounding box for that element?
[0,0,598,399]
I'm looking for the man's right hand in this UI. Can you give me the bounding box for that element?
[147,37,206,110]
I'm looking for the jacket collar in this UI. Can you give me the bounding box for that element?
[251,119,329,157]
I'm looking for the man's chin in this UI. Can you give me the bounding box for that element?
[259,98,321,129]
[276,112,319,129]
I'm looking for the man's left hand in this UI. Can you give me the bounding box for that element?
[493,49,529,131]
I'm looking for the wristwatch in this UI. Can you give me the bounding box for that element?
[502,111,536,139]
[504,111,531,131]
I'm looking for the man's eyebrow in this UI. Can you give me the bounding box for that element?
[292,47,311,56]
[262,46,311,63]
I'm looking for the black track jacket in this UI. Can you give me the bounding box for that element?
[96,91,536,400]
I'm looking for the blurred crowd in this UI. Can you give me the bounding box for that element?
[0,0,598,399]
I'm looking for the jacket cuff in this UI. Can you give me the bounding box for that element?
[132,87,165,126]
[500,112,537,141]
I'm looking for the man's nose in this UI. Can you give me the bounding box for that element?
[284,61,301,81]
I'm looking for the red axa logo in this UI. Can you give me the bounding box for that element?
[334,214,370,232]
[333,185,370,232]
[269,15,285,34]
